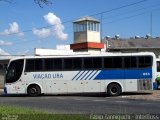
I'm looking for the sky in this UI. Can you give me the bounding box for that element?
[0,0,160,55]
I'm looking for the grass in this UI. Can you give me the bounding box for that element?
[0,104,89,120]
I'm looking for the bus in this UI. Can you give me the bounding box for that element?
[156,58,160,89]
[4,52,156,96]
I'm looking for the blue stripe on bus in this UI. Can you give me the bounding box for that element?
[72,71,81,80]
[89,70,99,80]
[72,68,152,80]
[80,70,90,80]
[84,70,94,80]
[94,68,152,80]
[76,71,86,80]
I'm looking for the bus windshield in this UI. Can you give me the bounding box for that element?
[5,59,24,83]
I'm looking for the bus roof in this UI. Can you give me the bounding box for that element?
[8,52,156,61]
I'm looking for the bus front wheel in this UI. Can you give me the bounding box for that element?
[27,84,41,96]
[107,83,122,96]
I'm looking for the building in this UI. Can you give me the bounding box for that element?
[106,37,160,58]
[70,16,104,53]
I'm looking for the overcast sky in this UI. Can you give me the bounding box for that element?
[0,0,160,55]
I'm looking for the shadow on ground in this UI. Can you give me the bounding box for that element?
[0,91,153,97]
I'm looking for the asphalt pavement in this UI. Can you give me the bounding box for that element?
[0,90,160,114]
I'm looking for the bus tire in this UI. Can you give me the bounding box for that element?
[27,84,41,97]
[107,83,122,96]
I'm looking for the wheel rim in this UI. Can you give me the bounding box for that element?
[30,88,37,94]
[111,86,118,94]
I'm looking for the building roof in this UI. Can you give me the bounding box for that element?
[106,38,160,49]
[73,16,100,23]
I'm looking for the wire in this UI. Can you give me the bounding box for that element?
[103,12,147,24]
[90,0,148,16]
[0,0,148,37]
[102,3,160,21]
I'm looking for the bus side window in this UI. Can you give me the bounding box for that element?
[25,59,43,72]
[54,59,62,70]
[93,57,102,69]
[83,58,92,69]
[44,59,54,71]
[25,59,34,72]
[124,57,137,69]
[104,57,113,69]
[34,59,43,71]
[64,58,73,70]
[113,57,122,68]
[138,56,152,68]
[157,61,160,72]
[72,58,82,69]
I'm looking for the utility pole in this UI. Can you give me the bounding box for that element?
[150,12,152,37]
[100,14,103,43]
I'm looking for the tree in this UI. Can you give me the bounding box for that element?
[34,0,52,8]
[0,0,52,8]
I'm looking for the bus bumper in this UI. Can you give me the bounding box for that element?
[4,84,26,94]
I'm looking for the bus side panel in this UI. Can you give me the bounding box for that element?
[95,70,125,92]
[124,68,152,91]
[123,80,137,92]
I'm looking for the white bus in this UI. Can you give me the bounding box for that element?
[156,58,160,89]
[4,52,156,96]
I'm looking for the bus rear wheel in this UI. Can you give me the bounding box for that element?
[107,83,121,96]
[27,85,41,96]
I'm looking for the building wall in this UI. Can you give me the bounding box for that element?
[74,31,100,43]
[87,31,100,42]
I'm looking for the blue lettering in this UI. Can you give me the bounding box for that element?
[53,73,63,78]
[33,74,37,79]
[60,73,63,78]
[33,73,63,79]
[33,74,52,79]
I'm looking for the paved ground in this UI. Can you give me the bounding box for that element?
[0,89,160,114]
[1,89,160,101]
[119,90,160,101]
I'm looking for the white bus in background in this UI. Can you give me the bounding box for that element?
[4,52,156,96]
[156,58,160,89]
